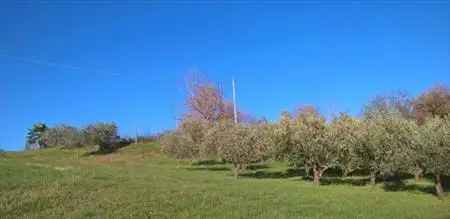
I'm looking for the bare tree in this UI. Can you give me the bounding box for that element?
[363,91,415,120]
[185,74,231,123]
[413,85,450,124]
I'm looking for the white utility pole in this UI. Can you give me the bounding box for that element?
[232,77,238,124]
[135,128,138,144]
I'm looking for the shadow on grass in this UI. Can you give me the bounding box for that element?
[382,175,450,197]
[242,168,371,187]
[188,160,270,172]
[241,168,305,179]
[241,167,367,185]
[383,181,435,194]
[186,166,230,171]
[82,144,133,156]
[188,159,229,171]
[247,163,270,170]
[186,160,450,198]
[83,149,116,156]
[313,177,370,186]
[192,159,226,166]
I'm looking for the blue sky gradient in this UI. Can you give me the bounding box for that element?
[1,1,449,150]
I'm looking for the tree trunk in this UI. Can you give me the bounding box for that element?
[313,166,321,185]
[343,171,348,177]
[414,166,423,182]
[343,168,351,177]
[369,172,376,186]
[435,174,445,199]
[304,165,310,179]
[414,172,422,182]
[233,164,240,179]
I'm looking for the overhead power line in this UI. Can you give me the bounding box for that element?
[0,51,121,77]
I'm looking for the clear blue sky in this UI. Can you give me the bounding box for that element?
[1,1,449,151]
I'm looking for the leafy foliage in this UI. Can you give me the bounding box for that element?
[42,124,83,148]
[417,116,450,198]
[216,123,273,178]
[83,123,119,152]
[289,107,337,185]
[160,130,199,160]
[25,123,48,150]
[355,112,406,184]
[160,117,209,160]
[272,111,293,160]
[330,113,361,176]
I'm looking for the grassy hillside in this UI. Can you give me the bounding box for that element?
[1,143,449,219]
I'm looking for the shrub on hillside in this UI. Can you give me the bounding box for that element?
[43,125,83,148]
[115,137,135,148]
[83,123,119,153]
[179,116,208,149]
[160,116,217,160]
[25,123,48,150]
[201,121,233,160]
[160,130,199,160]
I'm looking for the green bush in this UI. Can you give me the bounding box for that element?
[83,123,119,153]
[42,125,83,148]
[215,122,273,179]
[160,130,199,160]
[25,123,48,150]
[417,116,450,198]
[160,117,209,160]
[289,107,337,185]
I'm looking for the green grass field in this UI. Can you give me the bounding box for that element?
[1,143,449,219]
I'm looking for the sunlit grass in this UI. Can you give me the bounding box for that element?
[1,143,449,218]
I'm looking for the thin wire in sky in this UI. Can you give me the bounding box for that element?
[0,51,121,77]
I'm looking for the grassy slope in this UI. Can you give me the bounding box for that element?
[0,143,449,219]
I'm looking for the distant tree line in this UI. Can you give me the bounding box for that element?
[25,122,134,153]
[161,75,450,199]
